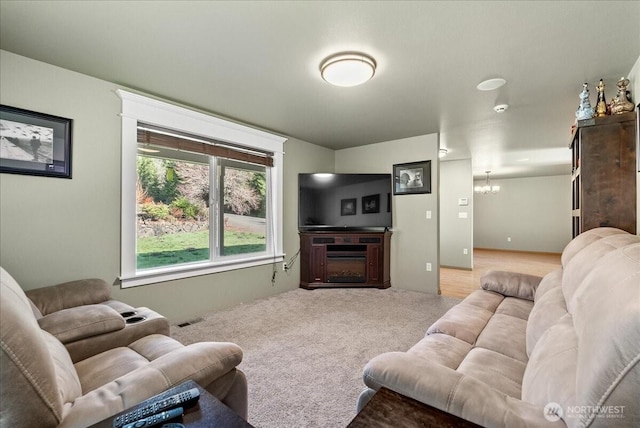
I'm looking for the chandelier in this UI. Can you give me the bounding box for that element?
[474,171,500,194]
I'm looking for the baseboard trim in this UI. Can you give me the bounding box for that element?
[473,248,562,257]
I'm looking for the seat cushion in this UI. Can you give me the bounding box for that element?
[426,290,503,345]
[457,347,527,398]
[74,335,184,393]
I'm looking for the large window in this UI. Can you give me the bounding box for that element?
[118,90,285,287]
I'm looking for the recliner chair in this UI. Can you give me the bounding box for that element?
[0,267,248,427]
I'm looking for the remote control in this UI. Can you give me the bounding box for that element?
[121,407,183,428]
[113,388,199,428]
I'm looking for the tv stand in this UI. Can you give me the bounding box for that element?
[299,231,391,289]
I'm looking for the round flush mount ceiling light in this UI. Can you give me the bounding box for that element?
[320,53,376,87]
[477,78,506,91]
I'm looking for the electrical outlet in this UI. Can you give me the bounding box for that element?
[426,210,432,219]
[283,262,288,271]
[426,262,432,271]
[507,237,512,242]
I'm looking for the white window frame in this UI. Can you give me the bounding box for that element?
[117,90,286,288]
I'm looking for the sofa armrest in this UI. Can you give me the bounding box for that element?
[480,270,542,301]
[363,352,563,428]
[37,304,125,343]
[26,278,112,315]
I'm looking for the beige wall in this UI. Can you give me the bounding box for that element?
[335,135,440,294]
[0,50,334,322]
[473,175,572,253]
[440,159,473,269]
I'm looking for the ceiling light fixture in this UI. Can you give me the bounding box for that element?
[493,103,509,113]
[474,171,500,194]
[439,148,448,158]
[476,78,506,91]
[320,52,376,87]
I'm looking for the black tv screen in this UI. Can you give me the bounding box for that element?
[298,173,392,230]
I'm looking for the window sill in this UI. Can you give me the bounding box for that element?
[119,254,285,288]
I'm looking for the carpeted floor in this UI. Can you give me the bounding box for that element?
[170,287,460,428]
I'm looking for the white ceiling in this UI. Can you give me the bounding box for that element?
[1,1,638,179]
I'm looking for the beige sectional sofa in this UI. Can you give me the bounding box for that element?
[0,267,247,427]
[357,227,640,427]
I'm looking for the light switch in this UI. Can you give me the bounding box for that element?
[426,210,432,219]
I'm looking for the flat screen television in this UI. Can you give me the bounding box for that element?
[298,173,393,231]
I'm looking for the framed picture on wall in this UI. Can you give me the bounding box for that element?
[341,198,356,216]
[393,160,431,195]
[0,105,72,178]
[362,194,380,214]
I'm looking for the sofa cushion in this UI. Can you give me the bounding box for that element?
[534,268,562,301]
[426,290,503,344]
[495,296,533,321]
[521,314,578,424]
[44,331,83,404]
[408,333,472,369]
[526,285,567,356]
[572,243,640,427]
[1,267,65,427]
[457,347,527,398]
[480,270,542,301]
[475,313,529,363]
[25,278,112,316]
[560,227,628,267]
[38,304,125,344]
[562,233,640,312]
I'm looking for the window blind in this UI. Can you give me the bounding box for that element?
[137,127,274,167]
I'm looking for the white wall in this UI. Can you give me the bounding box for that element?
[0,50,335,322]
[335,135,440,294]
[474,175,572,253]
[440,159,473,268]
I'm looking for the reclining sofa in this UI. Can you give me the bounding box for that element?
[0,267,247,427]
[358,227,640,427]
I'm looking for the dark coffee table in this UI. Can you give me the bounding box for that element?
[90,380,253,428]
[347,387,481,428]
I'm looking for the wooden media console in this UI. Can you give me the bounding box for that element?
[299,231,391,289]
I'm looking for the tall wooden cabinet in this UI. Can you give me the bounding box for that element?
[570,111,637,237]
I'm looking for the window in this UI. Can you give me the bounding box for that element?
[118,90,286,287]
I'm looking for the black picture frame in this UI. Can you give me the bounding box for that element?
[0,105,72,178]
[393,160,431,195]
[362,194,380,214]
[341,198,356,216]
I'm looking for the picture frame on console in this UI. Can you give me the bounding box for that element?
[0,105,72,178]
[393,160,431,195]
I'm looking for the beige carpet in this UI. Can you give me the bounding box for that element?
[170,287,460,427]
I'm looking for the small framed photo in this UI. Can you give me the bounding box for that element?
[362,194,380,214]
[341,198,356,216]
[393,160,431,195]
[0,105,72,178]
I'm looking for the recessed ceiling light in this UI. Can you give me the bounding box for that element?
[320,53,376,87]
[493,103,509,113]
[477,78,506,91]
